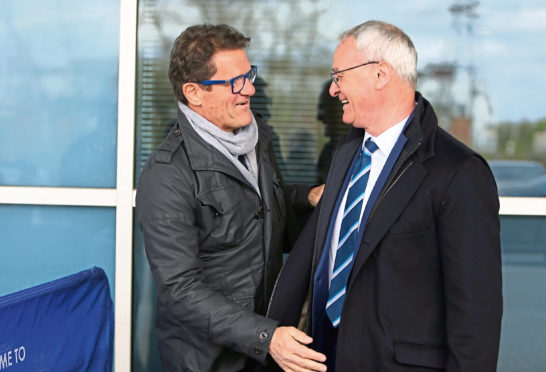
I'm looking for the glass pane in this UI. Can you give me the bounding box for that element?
[499,216,546,371]
[0,205,115,299]
[133,224,162,372]
[0,1,120,188]
[134,1,546,191]
[134,1,546,369]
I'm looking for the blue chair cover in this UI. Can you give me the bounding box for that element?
[0,267,113,371]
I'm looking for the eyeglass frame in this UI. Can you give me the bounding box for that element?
[330,61,379,87]
[195,65,257,94]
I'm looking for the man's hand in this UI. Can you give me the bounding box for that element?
[308,184,325,207]
[269,326,327,372]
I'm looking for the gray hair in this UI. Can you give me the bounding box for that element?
[340,20,418,87]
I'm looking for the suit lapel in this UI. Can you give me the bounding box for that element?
[314,129,363,265]
[348,161,428,289]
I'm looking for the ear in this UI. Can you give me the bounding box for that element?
[375,62,391,90]
[183,83,202,106]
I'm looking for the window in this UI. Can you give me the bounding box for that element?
[133,1,546,371]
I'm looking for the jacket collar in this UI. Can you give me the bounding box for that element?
[175,109,257,188]
[403,91,437,163]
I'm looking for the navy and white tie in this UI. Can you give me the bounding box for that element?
[326,138,378,327]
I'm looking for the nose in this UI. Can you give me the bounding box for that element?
[240,79,255,96]
[329,80,339,97]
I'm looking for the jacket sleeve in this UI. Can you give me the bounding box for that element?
[437,155,503,371]
[136,158,278,363]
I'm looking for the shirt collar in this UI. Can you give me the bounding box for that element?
[364,115,409,157]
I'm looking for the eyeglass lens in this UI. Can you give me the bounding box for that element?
[232,67,257,94]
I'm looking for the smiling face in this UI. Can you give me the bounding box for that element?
[329,37,379,130]
[190,48,255,132]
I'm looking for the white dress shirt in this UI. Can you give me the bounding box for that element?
[328,117,410,282]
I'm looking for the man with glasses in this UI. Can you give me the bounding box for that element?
[266,20,502,371]
[136,24,322,372]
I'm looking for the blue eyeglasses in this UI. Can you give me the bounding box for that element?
[196,65,257,94]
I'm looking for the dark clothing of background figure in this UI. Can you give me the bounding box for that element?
[316,79,349,183]
[266,92,503,371]
[136,109,299,372]
[251,77,316,216]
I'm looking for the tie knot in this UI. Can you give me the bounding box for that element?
[364,138,378,154]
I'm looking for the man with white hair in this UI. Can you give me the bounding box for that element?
[266,20,502,372]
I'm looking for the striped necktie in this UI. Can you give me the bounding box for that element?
[326,138,378,327]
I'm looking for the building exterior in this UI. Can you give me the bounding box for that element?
[1,1,546,371]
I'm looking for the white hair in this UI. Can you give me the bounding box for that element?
[340,20,418,87]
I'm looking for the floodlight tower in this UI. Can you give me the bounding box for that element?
[449,1,480,145]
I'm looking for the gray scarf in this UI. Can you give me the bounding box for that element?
[178,102,260,195]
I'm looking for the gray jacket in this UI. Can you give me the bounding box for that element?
[136,110,289,372]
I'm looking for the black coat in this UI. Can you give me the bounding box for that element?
[136,110,290,372]
[266,92,503,371]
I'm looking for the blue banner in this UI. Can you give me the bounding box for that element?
[0,267,113,371]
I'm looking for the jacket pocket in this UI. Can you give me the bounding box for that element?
[197,188,243,250]
[232,295,254,309]
[393,341,447,369]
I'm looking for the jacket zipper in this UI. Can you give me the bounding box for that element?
[367,141,422,225]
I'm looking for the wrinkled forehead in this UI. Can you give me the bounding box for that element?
[210,48,252,78]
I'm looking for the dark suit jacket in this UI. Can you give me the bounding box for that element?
[266,92,502,371]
